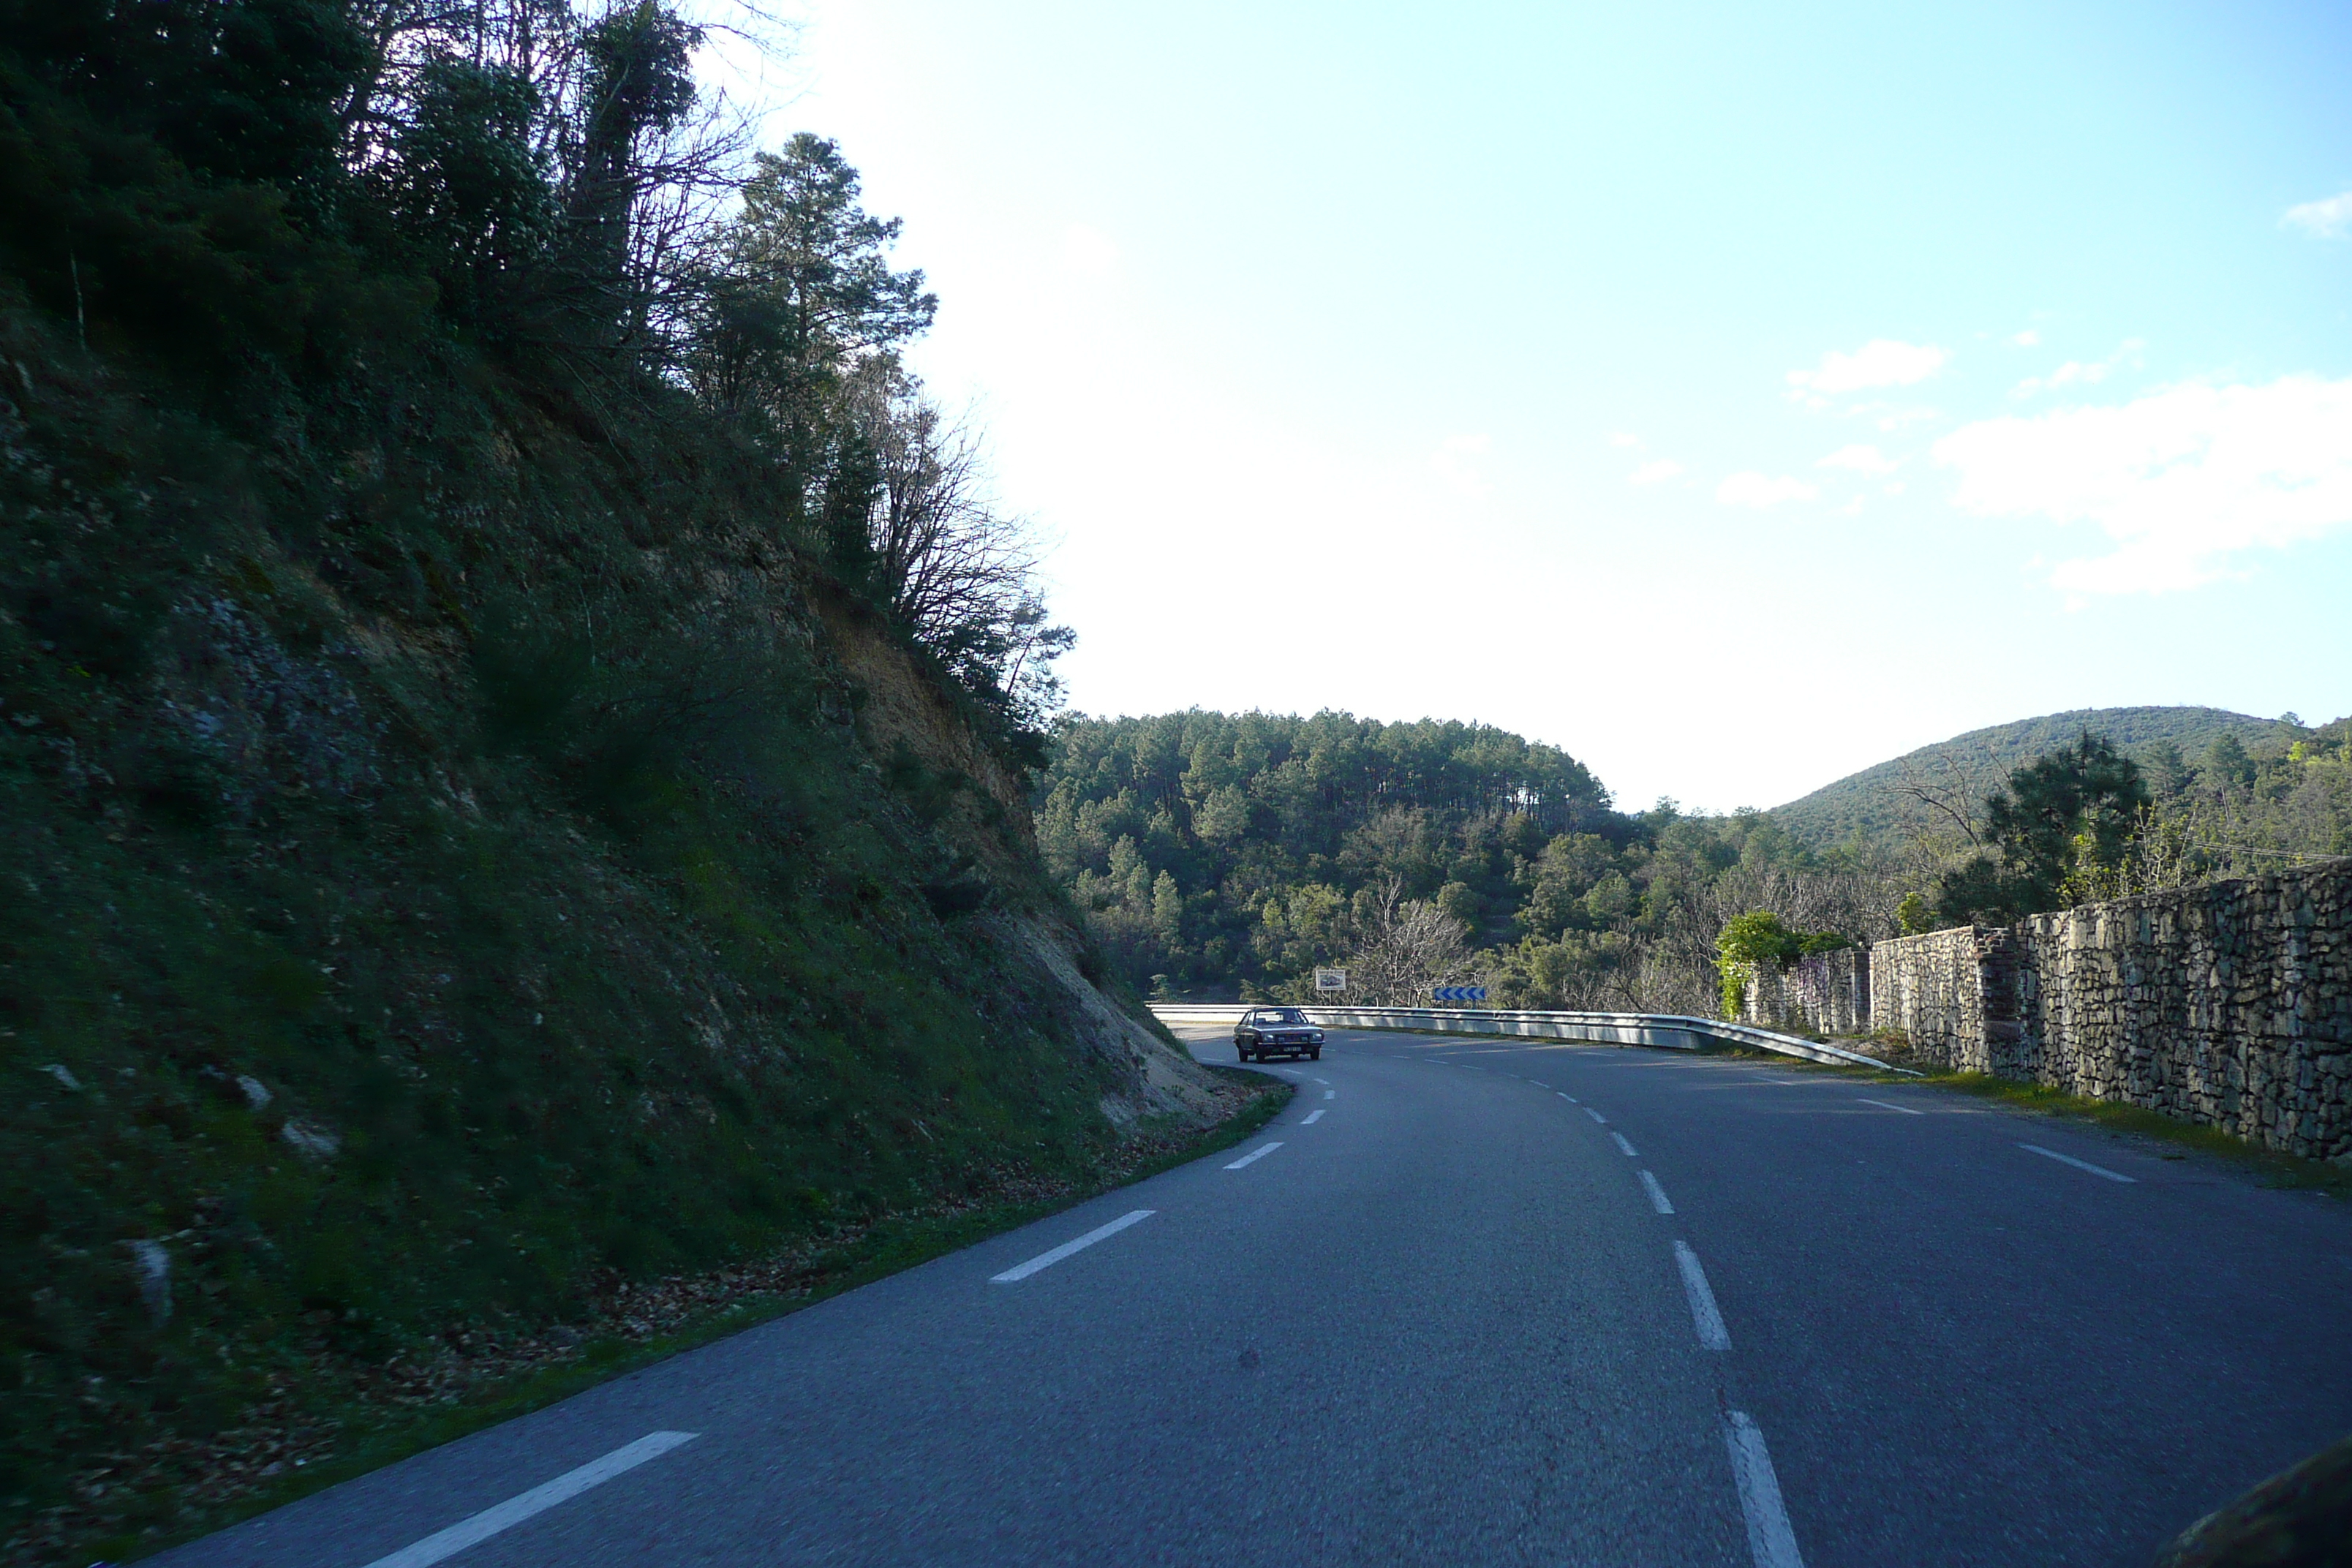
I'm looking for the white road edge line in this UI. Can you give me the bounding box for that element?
[1302,1109,1325,1124]
[990,1210,1156,1282]
[1639,1170,1675,1215]
[1725,1410,1805,1568]
[1611,1132,1638,1157]
[1673,1240,1732,1351]
[2019,1143,2136,1183]
[1586,1107,1608,1125]
[1224,1142,1285,1171]
[358,1431,700,1568]
[1856,1098,1923,1116]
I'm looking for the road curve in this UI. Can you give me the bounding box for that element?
[149,1030,2352,1568]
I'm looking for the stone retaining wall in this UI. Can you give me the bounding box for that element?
[1742,946,1869,1036]
[2012,868,2351,1159]
[1864,861,2352,1161]
[1867,924,2031,1074]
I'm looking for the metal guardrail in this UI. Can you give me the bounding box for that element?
[1148,1003,1922,1077]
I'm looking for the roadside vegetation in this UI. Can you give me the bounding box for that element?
[0,3,1232,1562]
[1039,710,2351,1020]
[19,1072,1288,1567]
[1907,720,2352,926]
[1036,712,1896,1015]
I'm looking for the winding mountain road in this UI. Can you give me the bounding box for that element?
[153,1029,2352,1567]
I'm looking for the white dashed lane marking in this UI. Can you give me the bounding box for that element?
[2019,1143,2136,1183]
[991,1210,1156,1283]
[1611,1132,1638,1157]
[1302,1109,1325,1124]
[1224,1142,1285,1171]
[1323,1090,1336,1100]
[1725,1411,1806,1568]
[1856,1097,1923,1115]
[1673,1240,1731,1351]
[1586,1107,1608,1126]
[360,1432,701,1568]
[1638,1171,1674,1215]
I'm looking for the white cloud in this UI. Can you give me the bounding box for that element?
[2283,191,2352,240]
[1431,433,1493,496]
[1787,339,1949,396]
[1817,443,1898,474]
[1934,374,2352,592]
[2011,329,2041,347]
[1627,459,1682,486]
[2013,339,2144,399]
[1716,472,1818,508]
[1058,223,1120,275]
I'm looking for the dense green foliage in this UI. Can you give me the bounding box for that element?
[1041,706,2352,1020]
[1711,913,1850,1019]
[1931,734,2151,923]
[2128,717,2352,875]
[0,2,1136,1558]
[1922,718,2352,927]
[1037,711,1891,1013]
[1038,711,1612,992]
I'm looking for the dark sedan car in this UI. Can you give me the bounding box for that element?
[1235,1007,1324,1062]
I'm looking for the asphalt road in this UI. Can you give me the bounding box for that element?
[150,1030,2352,1568]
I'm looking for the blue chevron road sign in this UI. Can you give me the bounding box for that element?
[1432,986,1488,1003]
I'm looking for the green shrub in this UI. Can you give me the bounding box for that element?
[1713,911,1850,1020]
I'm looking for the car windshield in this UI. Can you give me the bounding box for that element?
[1254,1009,1305,1024]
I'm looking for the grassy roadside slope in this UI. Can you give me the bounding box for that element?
[48,1072,1290,1567]
[0,277,1221,1561]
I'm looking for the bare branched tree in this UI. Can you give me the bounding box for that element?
[1893,747,1990,846]
[1341,878,1481,1005]
[849,370,1028,631]
[843,366,1072,727]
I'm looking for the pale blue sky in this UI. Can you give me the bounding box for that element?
[722,1,2352,810]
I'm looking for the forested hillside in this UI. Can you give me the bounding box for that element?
[1039,706,2352,1019]
[1036,711,1884,1014]
[0,4,1224,1561]
[1769,706,2288,847]
[1907,711,2352,925]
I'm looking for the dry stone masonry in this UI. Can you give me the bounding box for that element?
[1745,860,2352,1162]
[1743,946,1869,1037]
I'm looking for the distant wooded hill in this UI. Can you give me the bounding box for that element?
[1769,706,2294,846]
[1036,711,1628,998]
